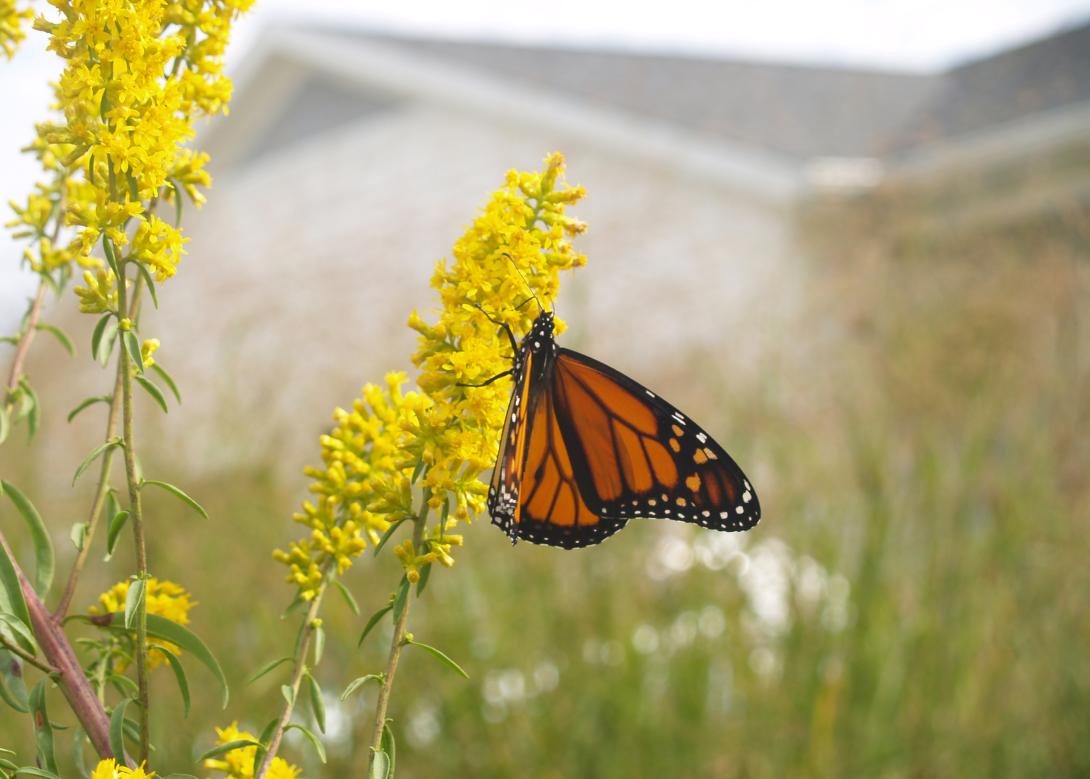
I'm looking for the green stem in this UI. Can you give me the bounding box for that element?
[367,500,429,771]
[114,250,151,764]
[254,575,330,779]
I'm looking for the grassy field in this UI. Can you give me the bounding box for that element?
[2,156,1088,777]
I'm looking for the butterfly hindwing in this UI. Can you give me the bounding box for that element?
[548,349,760,534]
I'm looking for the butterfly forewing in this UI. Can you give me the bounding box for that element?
[488,350,533,539]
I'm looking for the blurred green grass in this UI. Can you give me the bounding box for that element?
[2,155,1088,777]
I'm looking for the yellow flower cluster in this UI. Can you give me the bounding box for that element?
[276,153,586,599]
[204,722,302,779]
[6,0,251,307]
[0,0,31,59]
[92,577,195,668]
[90,759,154,779]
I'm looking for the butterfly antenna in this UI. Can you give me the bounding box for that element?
[500,252,547,314]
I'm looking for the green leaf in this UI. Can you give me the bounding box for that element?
[97,320,118,367]
[169,179,183,226]
[373,518,407,557]
[381,721,397,779]
[140,480,208,519]
[313,625,325,666]
[357,604,392,648]
[123,331,144,373]
[30,680,57,775]
[0,547,31,646]
[391,578,410,625]
[285,723,326,763]
[340,674,382,701]
[332,579,359,615]
[0,613,38,656]
[145,614,229,707]
[13,768,59,778]
[305,671,326,733]
[34,324,74,357]
[280,684,294,707]
[415,563,432,597]
[410,457,425,485]
[105,509,130,561]
[405,638,469,679]
[152,645,191,717]
[124,576,145,630]
[133,263,159,309]
[151,363,181,403]
[371,750,390,779]
[20,380,39,441]
[73,728,89,778]
[0,649,30,713]
[67,395,110,424]
[0,481,54,598]
[0,403,9,445]
[135,376,169,413]
[245,656,292,686]
[108,698,132,761]
[102,235,120,277]
[69,522,88,552]
[72,439,121,486]
[196,739,261,762]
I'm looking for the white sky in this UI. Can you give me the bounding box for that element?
[2,0,1090,320]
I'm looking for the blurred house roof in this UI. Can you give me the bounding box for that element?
[211,18,1090,197]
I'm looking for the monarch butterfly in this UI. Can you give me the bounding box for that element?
[475,306,760,549]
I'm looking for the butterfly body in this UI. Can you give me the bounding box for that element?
[488,310,760,549]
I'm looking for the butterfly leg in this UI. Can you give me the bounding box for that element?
[472,304,519,355]
[456,369,513,388]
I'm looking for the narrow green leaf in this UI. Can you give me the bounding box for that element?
[34,324,74,356]
[245,656,292,686]
[285,723,326,763]
[415,563,432,597]
[169,179,183,226]
[0,649,30,712]
[280,684,294,707]
[102,236,119,278]
[97,320,118,367]
[405,639,469,679]
[29,681,57,775]
[133,263,159,309]
[13,767,59,778]
[305,671,326,733]
[126,172,139,204]
[371,750,390,779]
[332,579,359,615]
[21,380,39,440]
[152,646,190,717]
[357,604,392,648]
[72,439,120,486]
[151,363,181,403]
[69,522,88,552]
[0,613,38,655]
[144,614,229,707]
[313,625,325,666]
[108,673,138,698]
[391,578,410,624]
[140,480,208,519]
[67,395,110,423]
[124,577,145,630]
[252,718,277,776]
[105,509,130,561]
[123,331,144,373]
[0,481,54,598]
[73,728,89,778]
[196,740,261,762]
[381,721,397,779]
[373,518,407,557]
[340,674,382,701]
[410,457,425,485]
[135,376,168,413]
[108,698,131,760]
[0,547,31,643]
[0,404,9,445]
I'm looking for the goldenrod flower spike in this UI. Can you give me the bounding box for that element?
[0,0,31,59]
[89,758,156,778]
[278,152,586,595]
[205,722,303,779]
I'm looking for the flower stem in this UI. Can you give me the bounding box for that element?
[114,254,151,764]
[367,509,428,771]
[3,277,47,404]
[254,576,330,779]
